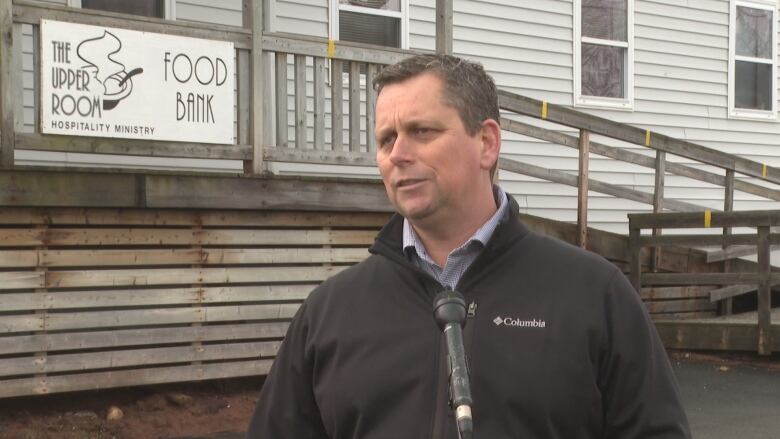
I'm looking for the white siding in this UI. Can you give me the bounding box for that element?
[452,0,780,234]
[176,0,243,26]
[275,0,329,36]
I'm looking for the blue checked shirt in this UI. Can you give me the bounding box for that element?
[403,186,509,290]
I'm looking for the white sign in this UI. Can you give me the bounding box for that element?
[40,19,234,144]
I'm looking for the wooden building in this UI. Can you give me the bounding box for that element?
[0,0,779,398]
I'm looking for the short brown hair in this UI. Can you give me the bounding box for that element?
[373,54,501,178]
[372,54,500,136]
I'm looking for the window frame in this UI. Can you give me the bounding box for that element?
[67,0,176,20]
[329,0,410,50]
[573,0,635,110]
[728,0,777,120]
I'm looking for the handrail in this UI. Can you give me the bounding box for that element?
[263,32,419,64]
[498,90,780,185]
[495,87,780,252]
[498,157,702,212]
[628,210,780,229]
[500,118,780,202]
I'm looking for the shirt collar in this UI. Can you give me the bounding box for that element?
[403,185,509,257]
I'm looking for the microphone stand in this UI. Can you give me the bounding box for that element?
[433,290,474,439]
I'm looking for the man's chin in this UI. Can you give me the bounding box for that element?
[396,205,433,222]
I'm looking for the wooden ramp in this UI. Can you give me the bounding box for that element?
[628,210,780,354]
[522,212,778,353]
[656,309,780,353]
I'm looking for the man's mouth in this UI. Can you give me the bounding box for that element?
[396,178,425,189]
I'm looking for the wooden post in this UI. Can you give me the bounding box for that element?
[757,225,771,355]
[366,64,378,153]
[237,50,251,146]
[331,60,344,152]
[313,58,326,150]
[33,223,48,394]
[435,0,453,55]
[577,129,589,248]
[0,0,15,168]
[191,223,204,371]
[12,23,22,133]
[722,169,735,315]
[651,150,665,271]
[293,54,306,149]
[32,24,40,132]
[348,61,360,152]
[629,226,641,293]
[275,53,288,148]
[243,0,265,174]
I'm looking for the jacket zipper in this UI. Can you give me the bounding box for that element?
[463,300,477,432]
[371,239,475,438]
[467,301,477,319]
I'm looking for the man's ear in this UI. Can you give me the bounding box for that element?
[479,118,501,175]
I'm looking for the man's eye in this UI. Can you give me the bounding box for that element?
[412,127,438,138]
[380,134,396,149]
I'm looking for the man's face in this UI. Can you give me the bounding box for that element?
[375,73,491,225]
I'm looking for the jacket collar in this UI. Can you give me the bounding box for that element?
[369,193,529,261]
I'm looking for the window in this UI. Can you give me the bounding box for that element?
[729,0,777,119]
[574,0,634,109]
[331,0,409,49]
[68,0,173,19]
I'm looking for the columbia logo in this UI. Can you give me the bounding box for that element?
[493,316,547,328]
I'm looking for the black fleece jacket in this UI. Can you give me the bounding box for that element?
[248,195,691,438]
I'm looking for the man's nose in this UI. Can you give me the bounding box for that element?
[388,134,414,165]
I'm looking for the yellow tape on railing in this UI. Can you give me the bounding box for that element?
[763,163,768,178]
[704,210,712,228]
[327,39,336,59]
[541,101,548,120]
[645,130,651,147]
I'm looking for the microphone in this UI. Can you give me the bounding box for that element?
[433,290,474,439]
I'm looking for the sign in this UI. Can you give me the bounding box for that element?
[40,19,234,144]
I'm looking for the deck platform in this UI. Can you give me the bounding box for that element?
[655,308,780,353]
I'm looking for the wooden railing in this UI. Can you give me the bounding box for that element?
[255,35,780,260]
[628,210,779,355]
[257,37,780,268]
[496,92,780,251]
[260,32,417,167]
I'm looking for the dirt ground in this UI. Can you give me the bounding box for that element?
[0,350,778,439]
[0,377,264,439]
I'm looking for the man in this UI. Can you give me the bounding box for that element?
[247,54,691,438]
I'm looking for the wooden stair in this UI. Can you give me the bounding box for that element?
[520,212,779,352]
